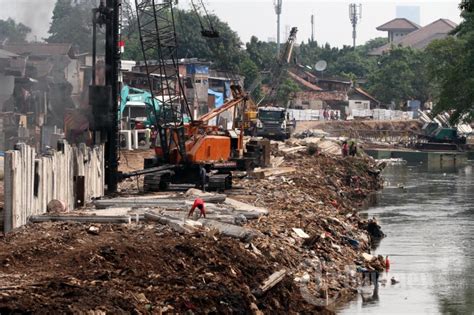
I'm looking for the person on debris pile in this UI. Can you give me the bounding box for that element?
[367,217,385,239]
[341,140,349,157]
[349,141,358,157]
[188,198,206,219]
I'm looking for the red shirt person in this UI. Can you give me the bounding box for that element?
[188,198,206,218]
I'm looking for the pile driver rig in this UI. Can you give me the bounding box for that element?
[90,0,267,193]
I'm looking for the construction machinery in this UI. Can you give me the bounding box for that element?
[414,122,467,151]
[116,0,268,191]
[251,27,298,140]
[414,111,469,151]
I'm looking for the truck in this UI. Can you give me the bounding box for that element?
[255,106,295,140]
[249,27,298,140]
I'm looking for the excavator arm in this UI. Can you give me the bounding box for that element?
[195,85,247,124]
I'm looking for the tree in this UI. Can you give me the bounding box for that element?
[123,9,245,72]
[367,46,420,107]
[0,18,31,42]
[47,0,95,53]
[239,55,259,89]
[425,1,474,123]
[276,77,300,106]
[357,37,389,55]
[245,36,277,70]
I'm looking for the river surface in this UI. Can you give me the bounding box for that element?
[338,162,474,315]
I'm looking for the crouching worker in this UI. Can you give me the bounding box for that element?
[188,198,206,219]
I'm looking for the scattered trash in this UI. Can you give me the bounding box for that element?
[87,226,100,235]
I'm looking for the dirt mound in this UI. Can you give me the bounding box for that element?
[0,222,332,314]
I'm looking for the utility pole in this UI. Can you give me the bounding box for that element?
[311,14,315,43]
[349,3,362,49]
[274,0,282,56]
[91,0,121,194]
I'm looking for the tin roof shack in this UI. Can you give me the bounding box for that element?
[0,43,79,150]
[0,49,23,150]
[126,58,243,121]
[0,49,20,110]
[287,69,350,110]
[286,69,379,119]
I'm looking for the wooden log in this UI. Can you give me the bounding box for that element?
[94,198,188,209]
[279,146,306,154]
[29,215,131,224]
[253,269,287,297]
[144,212,198,234]
[200,219,260,241]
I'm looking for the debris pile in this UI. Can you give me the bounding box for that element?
[0,149,386,313]
[233,152,385,303]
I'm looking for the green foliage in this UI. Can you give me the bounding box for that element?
[295,39,386,79]
[245,36,277,70]
[175,11,243,71]
[276,76,300,106]
[47,0,95,53]
[425,6,474,123]
[123,9,244,72]
[332,50,376,79]
[357,37,389,55]
[364,46,434,108]
[239,54,259,89]
[0,18,31,42]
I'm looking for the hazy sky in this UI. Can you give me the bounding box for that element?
[0,0,463,47]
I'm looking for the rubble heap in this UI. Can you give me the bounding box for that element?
[0,151,386,313]
[235,151,385,303]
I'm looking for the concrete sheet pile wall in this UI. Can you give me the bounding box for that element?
[3,141,104,232]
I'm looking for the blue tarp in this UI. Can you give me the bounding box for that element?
[187,64,209,75]
[208,89,224,108]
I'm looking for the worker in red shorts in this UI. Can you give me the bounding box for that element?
[188,198,206,219]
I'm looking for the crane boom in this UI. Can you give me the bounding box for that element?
[134,0,192,162]
[267,26,298,106]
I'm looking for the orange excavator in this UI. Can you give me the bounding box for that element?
[122,84,264,192]
[120,0,268,191]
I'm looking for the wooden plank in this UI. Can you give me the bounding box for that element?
[29,215,131,224]
[253,269,287,297]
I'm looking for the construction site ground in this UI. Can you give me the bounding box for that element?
[0,122,389,314]
[295,119,422,134]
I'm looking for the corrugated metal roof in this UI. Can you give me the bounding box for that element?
[0,48,19,59]
[353,87,380,105]
[377,18,421,31]
[2,43,75,58]
[370,19,457,55]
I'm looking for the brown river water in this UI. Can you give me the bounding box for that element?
[338,162,474,315]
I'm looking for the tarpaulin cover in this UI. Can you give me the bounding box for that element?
[208,89,224,108]
[186,64,209,75]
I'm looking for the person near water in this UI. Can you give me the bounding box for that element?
[342,140,349,157]
[349,141,357,156]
